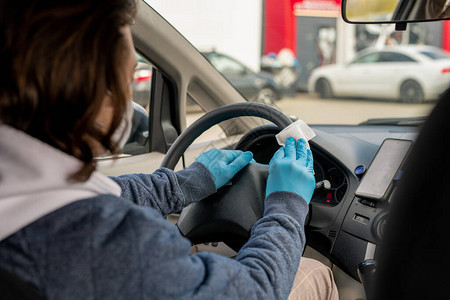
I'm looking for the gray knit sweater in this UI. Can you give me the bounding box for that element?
[0,126,308,300]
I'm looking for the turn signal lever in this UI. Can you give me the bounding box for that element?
[357,259,377,300]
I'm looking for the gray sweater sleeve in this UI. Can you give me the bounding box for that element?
[130,191,309,299]
[0,191,308,299]
[102,192,307,299]
[184,192,309,299]
[112,162,216,216]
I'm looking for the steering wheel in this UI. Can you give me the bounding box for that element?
[160,102,293,251]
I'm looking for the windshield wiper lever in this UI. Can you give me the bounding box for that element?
[315,180,331,191]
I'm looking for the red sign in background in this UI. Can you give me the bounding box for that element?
[264,0,450,56]
[293,0,341,11]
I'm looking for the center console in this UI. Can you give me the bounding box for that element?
[331,139,412,280]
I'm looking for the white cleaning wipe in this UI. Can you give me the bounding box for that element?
[275,119,316,148]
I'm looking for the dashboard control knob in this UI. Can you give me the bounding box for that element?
[354,165,366,179]
[315,180,331,191]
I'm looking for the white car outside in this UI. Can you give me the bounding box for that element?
[308,45,450,103]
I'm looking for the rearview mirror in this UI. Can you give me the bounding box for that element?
[342,0,450,24]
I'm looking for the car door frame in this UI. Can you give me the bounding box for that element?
[98,1,261,176]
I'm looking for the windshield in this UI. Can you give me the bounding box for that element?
[145,0,450,125]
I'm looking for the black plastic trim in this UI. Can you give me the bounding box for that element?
[148,68,180,153]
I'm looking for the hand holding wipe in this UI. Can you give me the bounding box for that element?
[196,149,253,189]
[266,138,315,203]
[275,119,316,149]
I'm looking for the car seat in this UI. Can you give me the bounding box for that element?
[0,267,44,299]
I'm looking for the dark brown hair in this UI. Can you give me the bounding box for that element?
[0,0,137,181]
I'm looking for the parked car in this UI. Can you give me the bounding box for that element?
[202,51,281,105]
[308,45,450,103]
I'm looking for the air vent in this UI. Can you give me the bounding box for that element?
[328,230,337,238]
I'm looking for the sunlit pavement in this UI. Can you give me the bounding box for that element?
[186,93,435,143]
[274,92,435,125]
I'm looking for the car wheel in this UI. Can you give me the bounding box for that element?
[315,78,333,99]
[256,87,276,105]
[400,80,424,103]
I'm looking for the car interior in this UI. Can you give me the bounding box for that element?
[2,0,449,299]
[99,1,450,299]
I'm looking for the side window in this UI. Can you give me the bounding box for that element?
[379,52,416,62]
[351,52,381,64]
[132,53,153,110]
[121,52,153,156]
[420,50,450,60]
[98,50,230,161]
[206,53,246,75]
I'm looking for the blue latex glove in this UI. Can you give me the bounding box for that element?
[266,137,315,203]
[196,149,254,189]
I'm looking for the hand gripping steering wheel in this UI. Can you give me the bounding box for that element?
[160,102,293,251]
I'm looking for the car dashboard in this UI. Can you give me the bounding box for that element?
[247,124,418,281]
[312,151,348,207]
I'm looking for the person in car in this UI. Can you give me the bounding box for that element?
[0,1,337,299]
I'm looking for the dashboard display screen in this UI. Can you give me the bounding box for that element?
[355,139,412,201]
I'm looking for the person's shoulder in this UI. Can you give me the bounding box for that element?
[0,195,188,299]
[22,194,165,239]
